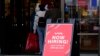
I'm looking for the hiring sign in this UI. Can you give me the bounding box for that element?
[43,24,74,56]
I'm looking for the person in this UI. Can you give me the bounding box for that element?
[33,3,48,33]
[33,3,48,54]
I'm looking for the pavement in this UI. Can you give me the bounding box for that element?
[0,53,98,56]
[0,55,41,56]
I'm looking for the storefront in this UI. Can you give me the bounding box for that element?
[0,0,62,55]
[65,0,99,55]
[76,0,99,54]
[0,0,99,56]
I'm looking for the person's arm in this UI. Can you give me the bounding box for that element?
[35,3,40,12]
[33,16,39,33]
[45,4,48,11]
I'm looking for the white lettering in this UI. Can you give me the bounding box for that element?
[48,40,68,44]
[52,36,65,39]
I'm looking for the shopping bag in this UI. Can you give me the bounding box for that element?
[25,32,39,52]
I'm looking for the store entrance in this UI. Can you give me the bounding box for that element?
[0,0,62,55]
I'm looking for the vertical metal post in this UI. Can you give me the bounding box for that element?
[61,0,64,22]
[99,0,100,55]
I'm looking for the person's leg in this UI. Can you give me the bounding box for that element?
[40,27,45,52]
[37,27,44,53]
[41,27,45,39]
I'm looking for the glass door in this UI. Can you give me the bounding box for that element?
[77,0,99,54]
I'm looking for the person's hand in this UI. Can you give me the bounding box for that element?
[33,29,36,33]
[35,3,40,12]
[45,4,48,11]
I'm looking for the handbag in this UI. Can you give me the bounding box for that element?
[25,32,39,52]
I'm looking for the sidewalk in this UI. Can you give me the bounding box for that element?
[1,55,41,56]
